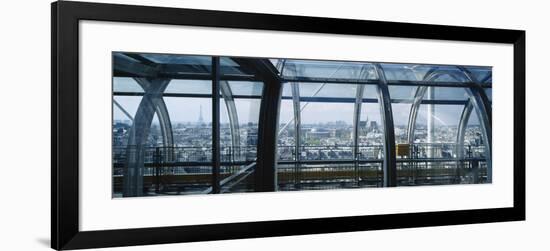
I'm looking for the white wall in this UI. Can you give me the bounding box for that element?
[0,0,547,250]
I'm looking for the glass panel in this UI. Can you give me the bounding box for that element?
[113,96,141,124]
[163,97,212,157]
[219,81,264,193]
[362,84,380,99]
[281,82,293,98]
[463,111,487,158]
[382,63,473,83]
[412,105,462,147]
[299,83,358,98]
[282,83,377,101]
[219,57,240,67]
[269,58,283,71]
[358,86,385,166]
[113,96,140,152]
[234,99,262,159]
[113,77,145,93]
[220,97,232,153]
[277,82,385,190]
[113,53,212,80]
[281,59,377,81]
[277,98,296,161]
[391,103,412,144]
[388,85,417,100]
[423,87,469,101]
[300,102,355,151]
[219,57,258,77]
[394,84,490,186]
[460,108,489,183]
[380,63,428,81]
[137,53,213,77]
[398,103,463,186]
[158,97,213,195]
[164,97,212,143]
[228,81,263,96]
[280,99,357,190]
[298,82,323,97]
[428,67,469,82]
[141,53,212,65]
[464,66,492,84]
[389,85,417,143]
[148,113,162,147]
[164,80,211,94]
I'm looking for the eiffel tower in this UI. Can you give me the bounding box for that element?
[198,105,204,125]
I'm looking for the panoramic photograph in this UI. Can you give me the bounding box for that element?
[112,52,492,198]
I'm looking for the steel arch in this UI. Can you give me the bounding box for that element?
[459,67,493,182]
[374,64,397,187]
[406,68,462,144]
[123,78,172,197]
[220,80,241,161]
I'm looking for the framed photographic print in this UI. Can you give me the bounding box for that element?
[52,1,525,250]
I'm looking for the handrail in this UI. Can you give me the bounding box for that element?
[278,159,383,165]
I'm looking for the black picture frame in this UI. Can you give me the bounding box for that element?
[52,1,525,250]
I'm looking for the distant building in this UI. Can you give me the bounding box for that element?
[369,121,378,132]
[246,128,258,145]
[306,128,331,140]
[331,128,351,139]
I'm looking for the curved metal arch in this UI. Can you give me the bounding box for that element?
[229,58,282,192]
[352,85,365,158]
[219,81,241,162]
[352,64,376,159]
[456,100,474,181]
[123,78,172,197]
[405,67,464,144]
[456,100,474,160]
[276,59,286,77]
[279,60,301,164]
[458,67,492,182]
[281,60,302,187]
[406,86,428,143]
[374,64,397,187]
[155,100,173,148]
[133,78,174,150]
[351,84,365,186]
[459,67,492,123]
[291,82,301,162]
[405,66,492,182]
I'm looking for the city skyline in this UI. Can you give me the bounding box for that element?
[114,96,482,126]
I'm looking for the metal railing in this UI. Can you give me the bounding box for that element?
[277,143,486,160]
[277,145,384,161]
[113,144,489,195]
[277,159,383,191]
[396,158,487,185]
[404,143,487,159]
[113,146,257,196]
[113,145,257,164]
